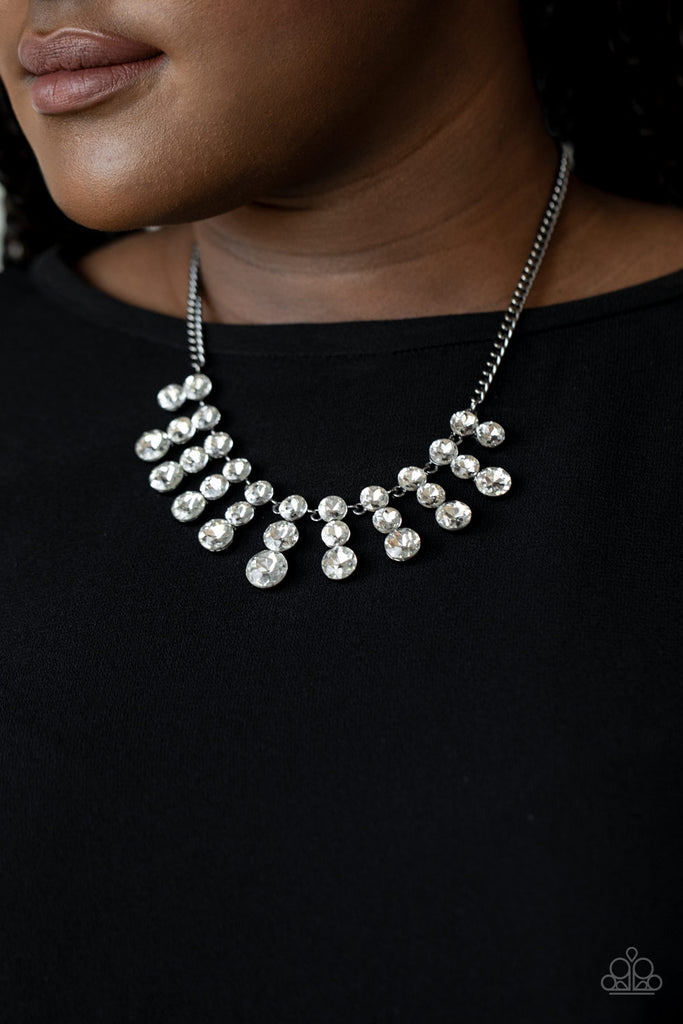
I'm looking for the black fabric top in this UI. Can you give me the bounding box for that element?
[2,244,682,1023]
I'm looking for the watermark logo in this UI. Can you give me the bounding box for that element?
[601,947,662,995]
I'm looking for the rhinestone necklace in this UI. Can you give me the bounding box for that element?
[135,142,573,588]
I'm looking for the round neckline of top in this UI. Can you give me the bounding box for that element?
[28,242,683,359]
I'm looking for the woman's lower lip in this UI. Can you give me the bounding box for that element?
[29,54,165,114]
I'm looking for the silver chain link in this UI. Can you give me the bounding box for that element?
[185,141,573,518]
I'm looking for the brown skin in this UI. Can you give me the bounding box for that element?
[1,0,682,324]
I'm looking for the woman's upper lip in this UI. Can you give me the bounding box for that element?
[18,29,162,76]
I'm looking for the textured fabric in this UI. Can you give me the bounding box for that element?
[1,245,681,1022]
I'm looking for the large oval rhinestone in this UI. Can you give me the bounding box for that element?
[198,519,234,552]
[135,429,171,462]
[372,507,402,534]
[474,466,512,496]
[191,405,221,431]
[318,495,347,522]
[183,373,212,400]
[171,491,206,522]
[429,438,457,465]
[157,383,186,412]
[384,527,421,561]
[322,545,357,580]
[450,409,478,436]
[359,485,389,510]
[436,500,472,531]
[246,550,288,588]
[416,482,446,508]
[450,453,480,479]
[179,446,209,473]
[244,480,274,506]
[263,520,299,552]
[278,495,308,521]
[199,473,229,500]
[397,466,427,491]
[167,416,196,444]
[225,501,255,526]
[149,461,184,492]
[321,520,351,547]
[204,432,233,459]
[223,458,252,482]
[475,421,505,447]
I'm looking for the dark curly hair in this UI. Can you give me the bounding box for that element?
[1,0,681,266]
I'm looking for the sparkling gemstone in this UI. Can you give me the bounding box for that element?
[450,453,480,479]
[397,466,427,491]
[223,457,252,482]
[436,500,472,531]
[359,485,389,510]
[225,501,255,526]
[384,527,421,561]
[149,461,184,492]
[450,409,478,436]
[244,480,274,506]
[191,404,221,431]
[416,482,446,508]
[157,383,186,412]
[183,373,212,400]
[246,550,288,588]
[475,421,505,447]
[372,507,402,533]
[474,466,512,497]
[263,520,299,552]
[321,520,351,547]
[318,495,347,522]
[204,432,234,459]
[322,545,357,580]
[198,519,234,552]
[167,416,196,444]
[199,473,230,500]
[179,446,210,473]
[429,438,457,465]
[171,490,206,522]
[278,495,308,521]
[135,429,171,462]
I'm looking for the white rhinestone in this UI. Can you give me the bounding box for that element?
[278,495,308,521]
[179,446,210,473]
[223,457,252,482]
[322,545,357,580]
[384,527,421,561]
[263,520,299,552]
[246,550,288,588]
[475,466,512,496]
[451,453,480,479]
[198,519,234,552]
[476,421,505,447]
[416,482,446,508]
[436,501,472,531]
[167,416,196,444]
[397,466,427,491]
[135,429,171,462]
[450,409,478,436]
[183,373,212,400]
[225,501,255,526]
[204,432,234,459]
[171,491,206,522]
[429,438,457,465]
[199,473,230,500]
[244,480,274,506]
[372,507,402,534]
[149,461,184,492]
[321,520,351,547]
[359,485,389,510]
[191,404,221,431]
[157,383,186,411]
[318,495,347,522]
